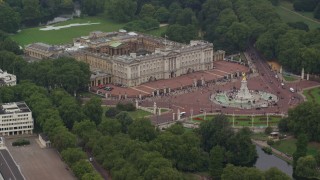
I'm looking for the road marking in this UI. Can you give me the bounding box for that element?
[204,71,223,77]
[215,69,229,74]
[172,104,184,109]
[129,87,150,94]
[0,150,17,180]
[140,85,156,90]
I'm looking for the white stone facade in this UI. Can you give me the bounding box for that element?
[0,102,33,136]
[0,69,16,87]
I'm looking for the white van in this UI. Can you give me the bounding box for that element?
[180,112,186,117]
[289,87,295,93]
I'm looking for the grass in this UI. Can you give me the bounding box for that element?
[251,133,269,141]
[283,74,297,81]
[271,138,320,156]
[303,87,320,104]
[102,106,152,120]
[192,115,282,127]
[11,16,166,46]
[275,0,320,30]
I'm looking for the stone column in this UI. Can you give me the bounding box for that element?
[177,109,180,120]
[267,113,269,127]
[118,94,121,100]
[157,89,160,96]
[201,77,205,86]
[139,94,142,100]
[124,93,127,99]
[172,113,175,121]
[301,68,305,80]
[190,108,193,121]
[105,93,108,98]
[152,91,155,97]
[307,73,310,80]
[158,108,161,115]
[168,88,171,93]
[135,99,139,109]
[164,87,167,94]
[193,79,197,87]
[153,102,157,114]
[280,66,283,74]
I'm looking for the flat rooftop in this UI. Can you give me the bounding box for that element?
[0,102,31,115]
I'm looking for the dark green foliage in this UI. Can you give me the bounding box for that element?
[124,17,160,32]
[0,3,20,33]
[293,0,318,12]
[262,147,272,154]
[115,112,133,133]
[116,102,136,111]
[209,146,224,179]
[295,155,320,179]
[106,0,137,22]
[12,139,30,146]
[314,3,320,19]
[128,118,157,142]
[288,22,309,31]
[286,102,320,141]
[264,167,291,180]
[265,127,273,135]
[293,133,308,167]
[61,148,87,166]
[83,97,103,125]
[165,24,197,43]
[105,107,120,118]
[278,118,289,132]
[82,0,105,16]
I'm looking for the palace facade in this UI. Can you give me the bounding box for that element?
[71,31,225,87]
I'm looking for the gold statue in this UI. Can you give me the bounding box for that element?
[242,72,246,81]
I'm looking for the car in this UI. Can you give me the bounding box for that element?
[104,86,113,91]
[289,87,295,93]
[256,107,261,110]
[89,157,93,162]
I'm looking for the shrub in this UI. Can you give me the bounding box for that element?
[265,127,273,135]
[116,102,136,111]
[267,139,274,146]
[105,107,120,118]
[12,139,30,146]
[262,147,272,155]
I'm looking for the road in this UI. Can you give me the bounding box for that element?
[0,149,24,180]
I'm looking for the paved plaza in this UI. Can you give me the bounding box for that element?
[96,48,320,125]
[5,136,76,180]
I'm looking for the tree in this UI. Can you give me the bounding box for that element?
[115,112,133,133]
[71,159,94,179]
[264,167,291,180]
[98,119,121,136]
[52,126,77,152]
[226,22,251,51]
[314,3,320,19]
[82,0,104,16]
[61,148,87,166]
[165,24,197,43]
[105,107,120,118]
[293,0,318,12]
[21,0,41,26]
[209,146,224,179]
[106,0,137,22]
[265,127,273,135]
[128,118,157,142]
[83,97,103,125]
[0,86,15,103]
[0,3,20,33]
[295,155,319,178]
[81,172,103,180]
[287,22,309,31]
[221,164,265,180]
[58,98,85,129]
[293,133,308,167]
[0,38,23,55]
[139,4,155,18]
[154,7,170,23]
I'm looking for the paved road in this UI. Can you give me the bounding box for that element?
[0,149,24,180]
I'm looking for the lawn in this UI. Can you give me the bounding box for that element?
[102,106,152,120]
[11,16,166,46]
[271,138,320,156]
[275,1,320,30]
[303,87,320,104]
[283,74,297,82]
[192,115,282,127]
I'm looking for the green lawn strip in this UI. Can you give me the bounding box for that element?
[271,139,320,156]
[102,106,152,120]
[11,16,166,46]
[192,115,281,127]
[275,3,320,30]
[303,87,320,104]
[283,74,297,81]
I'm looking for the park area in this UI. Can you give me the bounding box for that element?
[11,16,167,46]
[271,138,320,156]
[275,0,320,30]
[303,87,320,104]
[192,115,282,127]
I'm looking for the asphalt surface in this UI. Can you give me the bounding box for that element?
[0,149,24,180]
